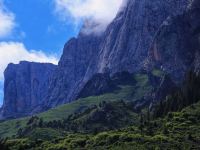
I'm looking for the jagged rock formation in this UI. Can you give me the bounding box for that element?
[0,61,56,119]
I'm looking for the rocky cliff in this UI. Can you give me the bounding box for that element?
[44,0,189,108]
[0,61,56,119]
[148,0,200,82]
[43,34,102,108]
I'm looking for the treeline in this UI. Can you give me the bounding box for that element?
[154,71,200,118]
[17,100,135,137]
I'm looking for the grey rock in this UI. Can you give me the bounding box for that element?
[43,35,102,108]
[0,61,56,119]
[148,0,200,83]
[96,0,188,74]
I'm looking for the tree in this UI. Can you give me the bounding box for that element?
[146,108,153,136]
[17,128,23,137]
[38,118,44,127]
[147,108,151,124]
[139,113,144,135]
[0,138,8,150]
[27,116,39,125]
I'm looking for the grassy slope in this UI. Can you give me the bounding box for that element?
[39,85,135,121]
[0,73,152,138]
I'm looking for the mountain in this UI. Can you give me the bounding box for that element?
[1,0,200,149]
[0,61,56,119]
[0,0,194,119]
[43,0,189,108]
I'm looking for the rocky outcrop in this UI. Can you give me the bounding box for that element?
[0,61,56,119]
[111,71,136,86]
[77,73,117,99]
[78,71,136,99]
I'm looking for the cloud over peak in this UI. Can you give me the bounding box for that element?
[54,0,125,34]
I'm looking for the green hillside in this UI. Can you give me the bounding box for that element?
[39,85,136,121]
[17,101,139,138]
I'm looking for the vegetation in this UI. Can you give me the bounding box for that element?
[17,101,139,138]
[1,100,200,150]
[0,71,200,150]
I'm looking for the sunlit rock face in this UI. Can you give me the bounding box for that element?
[0,61,56,119]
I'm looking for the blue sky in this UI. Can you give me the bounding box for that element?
[2,0,79,56]
[0,0,124,105]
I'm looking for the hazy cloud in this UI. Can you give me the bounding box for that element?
[0,0,15,38]
[54,0,125,34]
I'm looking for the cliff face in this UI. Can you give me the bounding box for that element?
[43,35,102,108]
[44,0,189,108]
[95,0,188,74]
[0,61,56,119]
[149,0,200,82]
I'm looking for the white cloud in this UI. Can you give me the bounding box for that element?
[0,42,58,81]
[0,1,15,38]
[54,0,125,34]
